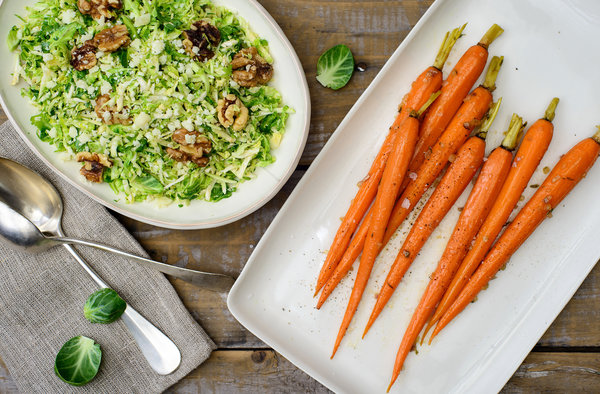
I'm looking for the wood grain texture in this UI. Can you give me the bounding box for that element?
[0,0,599,392]
[165,350,331,393]
[501,353,600,393]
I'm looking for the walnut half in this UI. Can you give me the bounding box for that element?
[71,41,97,71]
[182,21,221,62]
[78,0,122,20]
[95,94,132,125]
[76,152,112,183]
[70,25,129,71]
[216,94,249,132]
[166,129,212,167]
[93,25,130,53]
[231,47,274,87]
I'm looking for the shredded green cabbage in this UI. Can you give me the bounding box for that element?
[9,0,292,204]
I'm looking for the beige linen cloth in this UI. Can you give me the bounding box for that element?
[0,121,215,393]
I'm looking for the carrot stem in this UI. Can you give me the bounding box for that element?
[477,98,502,139]
[433,23,467,70]
[482,56,503,92]
[500,113,525,150]
[544,97,560,122]
[415,91,442,118]
[478,23,504,49]
[593,126,600,144]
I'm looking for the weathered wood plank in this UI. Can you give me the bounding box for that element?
[166,350,330,393]
[538,262,600,347]
[501,352,600,393]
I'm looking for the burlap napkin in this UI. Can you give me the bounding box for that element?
[0,121,215,393]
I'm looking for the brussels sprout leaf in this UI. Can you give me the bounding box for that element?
[316,44,354,90]
[54,336,102,386]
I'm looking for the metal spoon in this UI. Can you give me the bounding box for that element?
[0,157,222,375]
[0,158,234,290]
[2,208,187,375]
[0,199,235,289]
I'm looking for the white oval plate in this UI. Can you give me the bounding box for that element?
[0,0,310,229]
[228,0,600,392]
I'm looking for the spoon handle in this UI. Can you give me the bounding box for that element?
[59,242,181,375]
[52,236,235,292]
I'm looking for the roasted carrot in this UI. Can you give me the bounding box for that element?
[319,57,503,310]
[382,56,504,246]
[430,127,600,341]
[417,108,515,345]
[330,94,439,358]
[314,132,394,295]
[317,209,373,309]
[426,99,559,337]
[409,24,503,176]
[315,25,465,294]
[381,102,513,383]
[363,100,502,339]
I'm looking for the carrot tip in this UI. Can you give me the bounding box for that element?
[387,378,396,392]
[363,317,375,337]
[330,349,337,359]
[421,326,432,345]
[429,327,441,345]
[316,291,327,308]
[331,338,342,359]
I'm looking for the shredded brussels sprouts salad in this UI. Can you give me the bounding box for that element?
[8,0,292,204]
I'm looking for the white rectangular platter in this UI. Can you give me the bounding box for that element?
[228,0,600,392]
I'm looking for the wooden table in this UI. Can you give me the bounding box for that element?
[1,0,599,392]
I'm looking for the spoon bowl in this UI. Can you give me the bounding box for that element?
[0,201,55,253]
[0,158,63,233]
